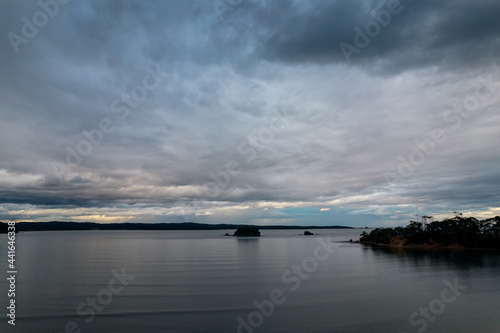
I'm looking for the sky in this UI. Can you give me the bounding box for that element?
[0,0,499,227]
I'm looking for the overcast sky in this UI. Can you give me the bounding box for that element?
[1,0,499,227]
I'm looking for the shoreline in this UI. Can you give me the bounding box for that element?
[0,221,355,233]
[358,241,500,251]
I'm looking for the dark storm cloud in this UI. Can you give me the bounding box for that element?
[258,0,500,73]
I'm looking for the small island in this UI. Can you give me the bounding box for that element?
[360,215,500,249]
[304,231,314,236]
[233,225,261,237]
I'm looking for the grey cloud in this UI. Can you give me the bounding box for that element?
[0,0,498,225]
[257,0,500,74]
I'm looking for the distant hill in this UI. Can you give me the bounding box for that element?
[0,221,353,233]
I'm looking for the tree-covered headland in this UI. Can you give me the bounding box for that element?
[360,215,500,249]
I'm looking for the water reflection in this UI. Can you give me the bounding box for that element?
[362,245,500,271]
[2,230,499,333]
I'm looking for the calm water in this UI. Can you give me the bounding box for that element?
[1,229,500,333]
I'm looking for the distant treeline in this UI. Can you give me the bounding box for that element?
[0,221,352,233]
[360,216,500,249]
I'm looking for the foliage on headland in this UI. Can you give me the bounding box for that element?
[360,216,500,249]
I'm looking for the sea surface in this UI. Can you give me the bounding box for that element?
[1,229,500,333]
